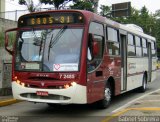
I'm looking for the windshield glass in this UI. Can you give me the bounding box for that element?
[15,27,83,72]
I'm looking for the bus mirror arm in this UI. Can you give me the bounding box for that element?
[5,33,14,55]
[5,28,18,55]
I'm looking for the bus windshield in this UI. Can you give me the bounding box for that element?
[15,27,83,72]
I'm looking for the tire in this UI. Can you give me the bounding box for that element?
[97,82,112,109]
[138,75,147,92]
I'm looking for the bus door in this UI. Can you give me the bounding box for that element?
[148,42,152,82]
[119,30,127,91]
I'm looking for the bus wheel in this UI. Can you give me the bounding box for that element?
[138,75,147,92]
[97,82,112,109]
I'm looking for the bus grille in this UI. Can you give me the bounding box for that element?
[20,93,70,100]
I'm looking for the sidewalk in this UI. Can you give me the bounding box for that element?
[103,89,160,122]
[0,95,20,107]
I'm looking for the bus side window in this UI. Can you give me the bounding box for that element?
[107,27,119,56]
[87,34,104,72]
[88,22,104,72]
[128,34,136,56]
[135,36,142,57]
[151,41,156,57]
[142,38,148,57]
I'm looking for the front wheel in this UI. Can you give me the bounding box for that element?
[96,82,112,109]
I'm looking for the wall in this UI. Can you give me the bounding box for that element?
[0,18,17,32]
[0,18,17,95]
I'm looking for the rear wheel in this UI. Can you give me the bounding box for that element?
[97,82,112,109]
[138,75,147,92]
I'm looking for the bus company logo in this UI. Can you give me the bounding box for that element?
[54,64,61,70]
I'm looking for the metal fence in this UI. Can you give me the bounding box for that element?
[0,7,71,21]
[0,10,28,21]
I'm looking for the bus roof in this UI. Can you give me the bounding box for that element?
[19,10,156,42]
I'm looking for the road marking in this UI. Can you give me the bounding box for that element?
[103,107,160,122]
[112,88,160,113]
[138,100,160,102]
[102,108,130,122]
[0,99,21,107]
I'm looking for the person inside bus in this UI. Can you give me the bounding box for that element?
[87,34,97,72]
[87,34,102,72]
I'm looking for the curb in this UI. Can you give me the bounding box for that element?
[0,99,21,107]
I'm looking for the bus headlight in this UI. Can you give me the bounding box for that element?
[15,79,25,87]
[64,82,77,89]
[70,82,77,86]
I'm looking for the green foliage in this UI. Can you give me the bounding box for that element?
[154,10,160,51]
[19,0,26,5]
[40,0,65,9]
[0,31,15,47]
[70,1,94,12]
[18,0,41,12]
[100,5,111,16]
[113,6,160,50]
[0,31,4,47]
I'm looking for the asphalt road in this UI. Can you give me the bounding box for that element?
[0,70,160,122]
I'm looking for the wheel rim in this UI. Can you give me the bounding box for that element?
[104,87,111,102]
[143,78,146,89]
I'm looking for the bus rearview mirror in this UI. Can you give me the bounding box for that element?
[5,34,13,55]
[5,28,18,55]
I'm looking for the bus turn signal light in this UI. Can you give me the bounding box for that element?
[64,82,77,89]
[15,79,25,87]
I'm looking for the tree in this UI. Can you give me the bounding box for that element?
[70,1,94,12]
[154,10,160,52]
[40,0,77,10]
[108,5,160,56]
[100,5,111,16]
[155,10,160,17]
[40,0,64,9]
[19,0,41,12]
[111,6,155,36]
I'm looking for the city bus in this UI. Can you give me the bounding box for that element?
[5,10,157,108]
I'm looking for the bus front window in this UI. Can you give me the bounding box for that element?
[15,28,83,72]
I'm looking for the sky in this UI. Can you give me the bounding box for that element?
[5,0,160,14]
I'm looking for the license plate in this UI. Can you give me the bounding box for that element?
[36,91,48,96]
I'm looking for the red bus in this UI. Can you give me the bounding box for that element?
[5,10,157,108]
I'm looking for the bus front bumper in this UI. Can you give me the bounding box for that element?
[12,81,87,104]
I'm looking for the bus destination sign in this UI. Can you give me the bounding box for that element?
[18,12,84,27]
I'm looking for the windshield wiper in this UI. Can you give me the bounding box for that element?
[48,25,67,60]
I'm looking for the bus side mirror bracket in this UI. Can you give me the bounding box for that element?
[5,28,18,55]
[5,34,13,55]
